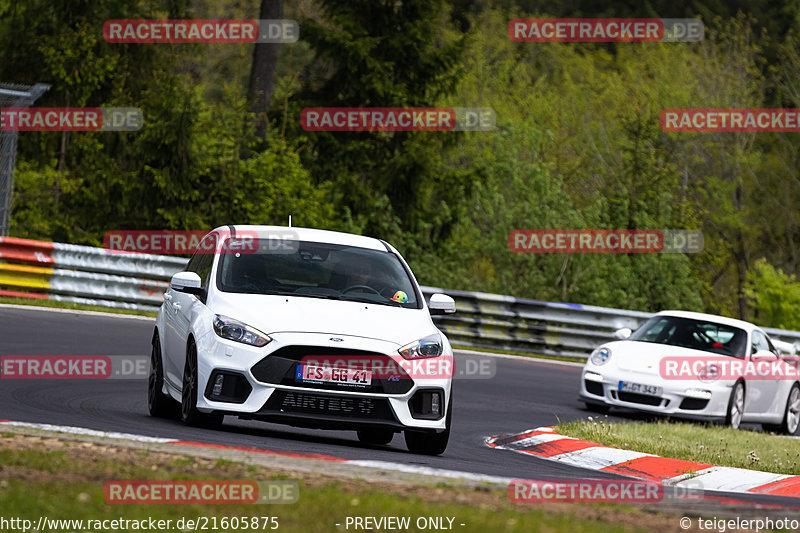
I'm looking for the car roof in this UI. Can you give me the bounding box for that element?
[212,225,389,252]
[655,310,758,333]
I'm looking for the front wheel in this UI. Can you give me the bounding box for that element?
[768,384,800,435]
[584,402,610,414]
[148,332,178,418]
[404,393,452,455]
[180,342,223,429]
[725,381,745,429]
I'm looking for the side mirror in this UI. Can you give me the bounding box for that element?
[170,271,204,296]
[428,293,456,315]
[772,339,796,358]
[613,327,632,340]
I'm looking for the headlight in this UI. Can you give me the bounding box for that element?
[213,315,271,347]
[590,347,611,366]
[698,363,719,383]
[399,333,443,359]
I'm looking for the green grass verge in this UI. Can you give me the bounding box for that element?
[451,344,584,363]
[0,439,654,533]
[0,296,156,318]
[558,417,800,475]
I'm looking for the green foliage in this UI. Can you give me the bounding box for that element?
[286,0,468,241]
[745,258,800,330]
[6,1,800,325]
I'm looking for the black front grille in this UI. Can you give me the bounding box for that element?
[584,380,604,396]
[617,391,663,406]
[263,390,395,420]
[250,345,413,394]
[679,397,709,410]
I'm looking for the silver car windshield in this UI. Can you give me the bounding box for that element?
[216,239,420,309]
[629,315,747,358]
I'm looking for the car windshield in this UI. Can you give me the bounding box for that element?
[628,315,747,357]
[216,238,420,309]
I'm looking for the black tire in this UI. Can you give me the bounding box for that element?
[148,332,178,418]
[584,402,610,414]
[356,429,395,445]
[772,383,800,435]
[404,392,452,455]
[725,381,745,429]
[180,341,223,428]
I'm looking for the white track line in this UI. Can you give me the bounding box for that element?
[0,420,176,443]
[0,303,154,321]
[347,460,514,484]
[0,420,514,486]
[454,349,585,367]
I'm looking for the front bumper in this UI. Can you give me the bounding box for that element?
[579,368,733,419]
[193,331,452,431]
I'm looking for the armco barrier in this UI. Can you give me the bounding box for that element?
[2,237,799,358]
[0,237,187,311]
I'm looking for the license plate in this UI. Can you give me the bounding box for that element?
[296,364,372,385]
[618,381,662,396]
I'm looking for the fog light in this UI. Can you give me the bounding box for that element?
[212,374,224,396]
[584,371,603,382]
[408,389,445,420]
[431,394,440,416]
[684,388,712,400]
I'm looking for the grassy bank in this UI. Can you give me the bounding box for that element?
[0,433,679,533]
[0,296,156,317]
[558,418,800,475]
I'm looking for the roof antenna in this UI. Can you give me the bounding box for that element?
[288,214,292,228]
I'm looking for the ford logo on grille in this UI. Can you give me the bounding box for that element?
[330,337,344,342]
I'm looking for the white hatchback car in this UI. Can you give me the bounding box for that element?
[579,310,800,434]
[149,226,457,455]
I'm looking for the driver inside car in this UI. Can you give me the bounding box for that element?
[346,261,373,288]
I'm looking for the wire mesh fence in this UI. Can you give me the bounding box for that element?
[0,82,50,236]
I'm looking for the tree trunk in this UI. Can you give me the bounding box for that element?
[248,0,283,140]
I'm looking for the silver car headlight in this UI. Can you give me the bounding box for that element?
[399,333,443,359]
[590,347,611,366]
[213,315,271,347]
[698,363,720,383]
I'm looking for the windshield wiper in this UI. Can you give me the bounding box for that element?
[336,294,402,307]
[259,290,340,300]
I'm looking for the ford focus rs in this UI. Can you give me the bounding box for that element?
[148,225,457,455]
[579,311,800,433]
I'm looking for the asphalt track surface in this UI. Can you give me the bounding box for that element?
[2,306,799,511]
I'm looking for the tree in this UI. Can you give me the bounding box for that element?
[248,0,284,139]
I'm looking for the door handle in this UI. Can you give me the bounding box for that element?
[172,302,182,310]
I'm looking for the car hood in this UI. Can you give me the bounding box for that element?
[604,340,737,375]
[210,292,436,346]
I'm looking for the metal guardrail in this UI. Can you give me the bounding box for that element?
[0,237,187,311]
[2,237,800,358]
[423,286,800,359]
